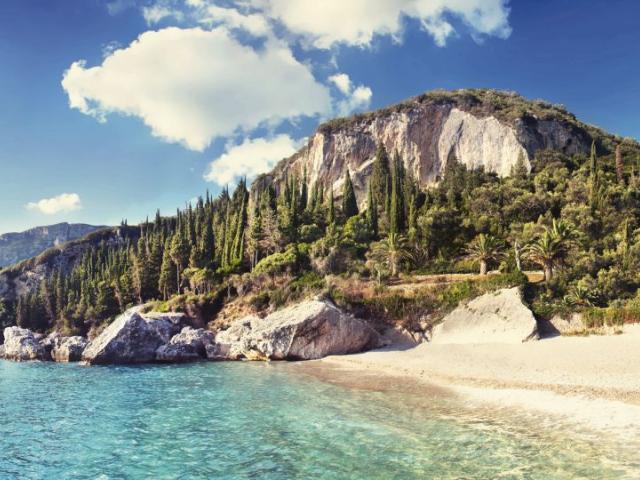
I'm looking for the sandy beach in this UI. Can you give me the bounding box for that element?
[295,325,640,436]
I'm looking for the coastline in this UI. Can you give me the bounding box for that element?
[291,325,640,436]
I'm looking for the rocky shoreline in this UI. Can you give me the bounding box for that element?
[0,298,381,365]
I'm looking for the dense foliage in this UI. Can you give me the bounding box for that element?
[8,134,640,334]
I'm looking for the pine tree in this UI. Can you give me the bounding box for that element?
[341,170,359,219]
[169,231,189,294]
[159,239,177,300]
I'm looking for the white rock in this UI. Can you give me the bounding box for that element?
[208,300,380,361]
[51,336,88,362]
[1,326,48,361]
[431,287,538,345]
[82,308,183,364]
[156,327,215,362]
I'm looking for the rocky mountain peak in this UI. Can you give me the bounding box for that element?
[258,88,598,205]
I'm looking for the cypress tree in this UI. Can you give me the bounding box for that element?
[589,140,599,210]
[341,170,359,219]
[371,143,391,208]
[366,181,378,239]
[327,189,335,228]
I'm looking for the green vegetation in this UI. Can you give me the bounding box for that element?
[5,124,640,335]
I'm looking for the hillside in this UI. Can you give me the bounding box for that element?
[0,223,104,268]
[1,88,640,336]
[256,88,627,204]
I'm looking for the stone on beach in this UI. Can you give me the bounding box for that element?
[208,299,380,361]
[1,326,48,361]
[156,327,215,362]
[82,308,185,364]
[431,287,538,345]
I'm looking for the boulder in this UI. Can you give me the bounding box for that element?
[431,287,538,345]
[1,326,48,361]
[51,336,88,362]
[155,327,215,362]
[546,313,585,336]
[207,299,380,361]
[82,309,184,364]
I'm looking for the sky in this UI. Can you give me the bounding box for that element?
[0,0,639,234]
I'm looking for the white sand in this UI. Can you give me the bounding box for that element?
[303,325,640,435]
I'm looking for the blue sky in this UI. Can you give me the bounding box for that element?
[0,0,638,233]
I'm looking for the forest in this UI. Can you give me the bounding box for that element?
[6,136,640,335]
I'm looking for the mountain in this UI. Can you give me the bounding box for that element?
[0,223,105,268]
[1,88,639,332]
[256,88,608,204]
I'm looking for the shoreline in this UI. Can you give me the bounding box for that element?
[290,325,640,437]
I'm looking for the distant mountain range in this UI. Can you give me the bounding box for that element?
[0,223,105,268]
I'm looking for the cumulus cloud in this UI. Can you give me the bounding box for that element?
[62,27,331,151]
[204,134,300,185]
[329,73,372,116]
[249,0,512,48]
[26,193,82,215]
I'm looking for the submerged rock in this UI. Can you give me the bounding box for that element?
[82,309,184,365]
[156,327,215,362]
[51,336,88,362]
[431,287,538,345]
[1,326,48,361]
[208,299,380,361]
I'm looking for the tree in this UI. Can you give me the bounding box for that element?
[169,231,189,294]
[368,232,409,279]
[366,181,378,239]
[511,151,529,178]
[341,170,359,219]
[371,143,391,208]
[616,144,625,185]
[389,152,406,234]
[159,239,177,300]
[327,189,335,230]
[466,234,504,275]
[589,140,599,211]
[525,219,573,283]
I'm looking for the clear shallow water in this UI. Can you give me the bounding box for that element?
[0,360,638,480]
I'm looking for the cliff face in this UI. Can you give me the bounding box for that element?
[261,89,594,204]
[0,223,104,268]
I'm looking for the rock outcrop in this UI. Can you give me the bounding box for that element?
[1,326,48,361]
[208,299,380,361]
[51,336,88,362]
[431,287,538,345]
[155,327,215,362]
[261,89,596,206]
[82,309,185,364]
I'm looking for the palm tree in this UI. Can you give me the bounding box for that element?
[525,219,574,283]
[368,232,409,279]
[466,234,503,275]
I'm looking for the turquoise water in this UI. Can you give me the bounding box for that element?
[0,360,638,479]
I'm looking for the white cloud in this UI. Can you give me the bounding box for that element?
[198,5,270,36]
[62,27,331,151]
[329,73,372,116]
[26,193,82,215]
[141,2,184,25]
[204,134,300,185]
[250,0,511,48]
[328,73,351,96]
